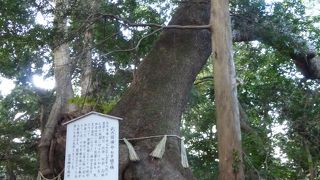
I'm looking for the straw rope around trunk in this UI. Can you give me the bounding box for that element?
[120,134,189,168]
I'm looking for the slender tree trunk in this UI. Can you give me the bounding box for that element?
[80,0,100,97]
[211,0,244,179]
[80,29,94,97]
[78,3,96,113]
[38,0,75,177]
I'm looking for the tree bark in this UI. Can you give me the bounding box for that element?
[211,0,244,179]
[38,0,75,177]
[109,1,211,179]
[77,0,101,113]
[79,0,100,97]
[80,30,94,97]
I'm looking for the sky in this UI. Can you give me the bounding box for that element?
[0,77,15,96]
[0,11,54,96]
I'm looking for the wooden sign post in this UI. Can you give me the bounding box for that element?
[63,111,122,180]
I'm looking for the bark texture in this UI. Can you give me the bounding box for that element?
[80,30,94,97]
[109,1,211,179]
[79,0,100,97]
[211,0,244,179]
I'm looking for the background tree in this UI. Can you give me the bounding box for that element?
[211,0,244,178]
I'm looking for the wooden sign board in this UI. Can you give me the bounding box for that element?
[63,111,122,180]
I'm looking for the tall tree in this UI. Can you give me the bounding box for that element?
[211,0,244,178]
[38,0,75,176]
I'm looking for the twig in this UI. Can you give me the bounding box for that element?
[194,76,213,85]
[101,28,163,57]
[55,12,210,54]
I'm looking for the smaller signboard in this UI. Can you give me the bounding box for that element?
[63,112,122,180]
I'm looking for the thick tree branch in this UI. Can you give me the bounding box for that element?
[231,12,320,79]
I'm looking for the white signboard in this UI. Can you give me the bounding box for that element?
[63,112,121,180]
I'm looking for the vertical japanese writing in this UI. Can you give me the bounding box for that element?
[110,127,115,170]
[64,114,119,180]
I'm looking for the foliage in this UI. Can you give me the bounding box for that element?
[0,0,320,178]
[0,86,40,178]
[183,41,320,179]
[69,95,119,114]
[182,72,218,179]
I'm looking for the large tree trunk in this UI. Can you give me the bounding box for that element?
[38,0,75,177]
[211,0,244,179]
[50,0,320,179]
[52,1,211,177]
[109,1,211,179]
